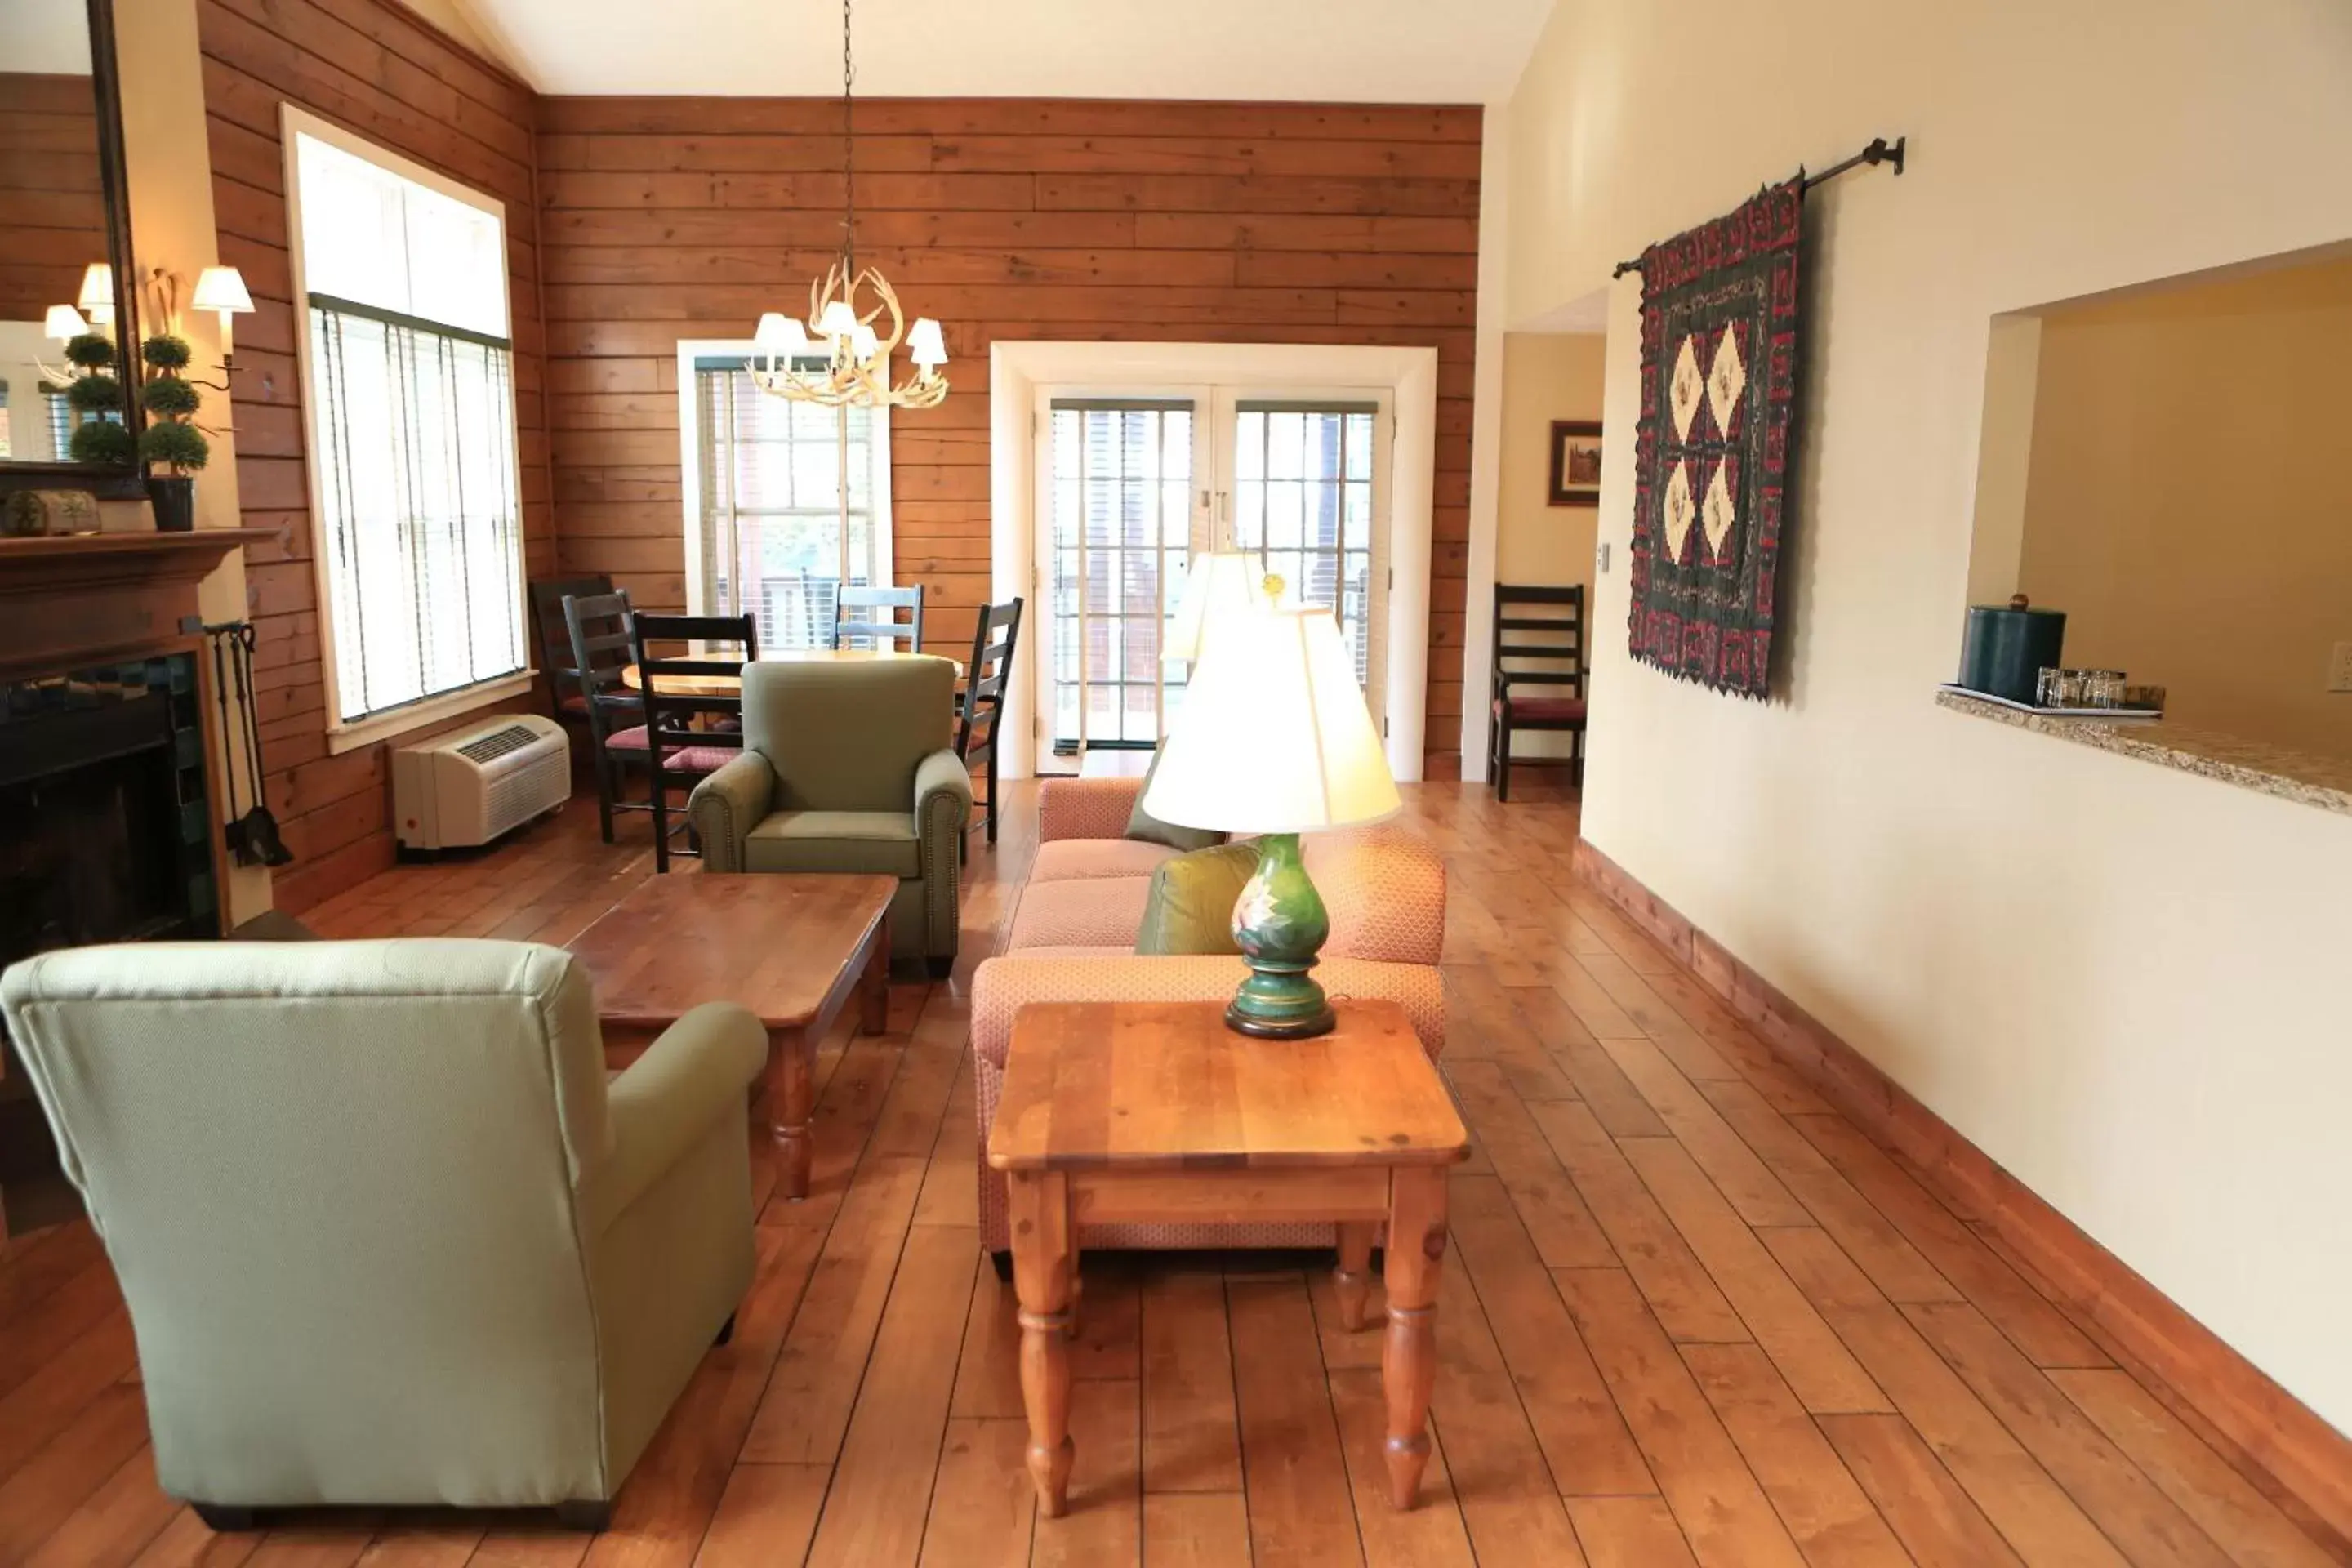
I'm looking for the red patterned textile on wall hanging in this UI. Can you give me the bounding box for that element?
[1628,176,1804,699]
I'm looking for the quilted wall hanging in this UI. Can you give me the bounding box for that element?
[1627,175,1805,699]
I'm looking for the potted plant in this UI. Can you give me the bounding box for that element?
[137,334,209,532]
[62,333,134,466]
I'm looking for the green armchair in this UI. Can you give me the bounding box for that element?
[688,655,970,976]
[0,939,767,1532]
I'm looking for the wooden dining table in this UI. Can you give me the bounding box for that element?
[621,646,964,697]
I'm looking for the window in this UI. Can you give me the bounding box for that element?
[679,347,892,650]
[1046,401,1196,751]
[285,109,525,737]
[1232,403,1383,690]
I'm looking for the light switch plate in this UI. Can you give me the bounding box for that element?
[1598,541,1612,573]
[2330,641,2352,693]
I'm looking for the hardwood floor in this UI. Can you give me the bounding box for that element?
[0,782,2340,1567]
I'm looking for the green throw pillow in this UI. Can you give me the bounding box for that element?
[1125,746,1223,852]
[1135,841,1263,956]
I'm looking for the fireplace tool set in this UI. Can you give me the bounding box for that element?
[204,621,292,867]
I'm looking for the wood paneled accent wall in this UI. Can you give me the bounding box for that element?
[195,0,550,911]
[0,74,104,327]
[534,96,1481,777]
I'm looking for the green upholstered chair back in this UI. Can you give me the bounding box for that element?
[742,656,959,812]
[0,939,619,1508]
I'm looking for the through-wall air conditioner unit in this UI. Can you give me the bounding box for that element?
[393,715,570,851]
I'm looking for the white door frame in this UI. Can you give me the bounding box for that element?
[991,340,1438,782]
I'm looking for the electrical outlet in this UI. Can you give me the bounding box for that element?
[2331,641,2352,693]
[1598,541,1613,574]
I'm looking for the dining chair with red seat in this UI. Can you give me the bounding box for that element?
[628,611,758,872]
[1489,582,1588,801]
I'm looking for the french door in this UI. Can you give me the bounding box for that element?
[1034,387,1391,772]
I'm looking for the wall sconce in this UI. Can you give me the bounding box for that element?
[148,265,255,393]
[78,262,114,327]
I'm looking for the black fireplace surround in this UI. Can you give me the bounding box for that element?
[0,655,216,1208]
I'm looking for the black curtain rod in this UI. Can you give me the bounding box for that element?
[1610,136,1905,280]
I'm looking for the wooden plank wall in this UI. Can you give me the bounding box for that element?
[195,0,552,912]
[0,74,104,329]
[534,96,1481,777]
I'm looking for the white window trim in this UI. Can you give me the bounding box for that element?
[675,341,895,624]
[280,104,532,756]
[991,341,1437,782]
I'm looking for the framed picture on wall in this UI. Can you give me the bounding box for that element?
[1548,420,1603,508]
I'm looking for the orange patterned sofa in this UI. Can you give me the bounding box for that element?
[969,775,1446,1264]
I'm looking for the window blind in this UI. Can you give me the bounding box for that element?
[310,299,523,723]
[694,362,880,651]
[1232,404,1381,690]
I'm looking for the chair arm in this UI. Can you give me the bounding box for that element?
[1038,777,1142,841]
[914,747,974,860]
[688,753,777,872]
[590,1001,767,1231]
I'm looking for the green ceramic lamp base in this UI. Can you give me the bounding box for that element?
[1225,831,1336,1040]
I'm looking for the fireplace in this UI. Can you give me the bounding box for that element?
[0,527,274,1241]
[0,655,217,965]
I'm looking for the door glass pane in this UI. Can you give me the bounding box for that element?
[698,366,875,649]
[1046,403,1192,751]
[1232,405,1379,691]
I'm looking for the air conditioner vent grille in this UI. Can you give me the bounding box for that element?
[456,723,541,764]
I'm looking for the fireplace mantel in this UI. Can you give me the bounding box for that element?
[0,528,284,679]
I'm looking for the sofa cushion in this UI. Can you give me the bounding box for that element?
[1125,747,1223,851]
[744,810,919,876]
[1031,838,1179,885]
[1004,875,1154,951]
[1135,841,1260,956]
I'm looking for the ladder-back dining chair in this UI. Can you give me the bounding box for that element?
[1489,582,1588,800]
[955,597,1024,855]
[834,585,925,653]
[563,590,648,843]
[529,574,614,723]
[628,612,757,873]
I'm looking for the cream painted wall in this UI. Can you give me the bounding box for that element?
[1494,331,1606,759]
[116,0,272,926]
[2014,256,2352,759]
[1505,0,2352,1431]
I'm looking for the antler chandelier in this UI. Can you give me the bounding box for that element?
[749,0,947,409]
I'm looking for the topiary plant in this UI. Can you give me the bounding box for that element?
[64,332,114,370]
[66,372,122,412]
[69,418,135,465]
[136,333,209,475]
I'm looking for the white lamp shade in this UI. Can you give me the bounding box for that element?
[44,305,90,341]
[77,262,113,311]
[906,316,948,368]
[1165,551,1267,664]
[190,265,253,314]
[1143,606,1400,835]
[849,322,880,363]
[817,299,861,338]
[755,311,812,354]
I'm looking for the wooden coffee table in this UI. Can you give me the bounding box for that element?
[568,872,894,1199]
[987,999,1469,1517]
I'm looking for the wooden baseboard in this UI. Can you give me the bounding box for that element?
[1571,835,2352,1552]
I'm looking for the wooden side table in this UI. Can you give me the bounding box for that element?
[987,999,1470,1517]
[567,872,893,1199]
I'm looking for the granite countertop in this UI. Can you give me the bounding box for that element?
[1935,688,2352,819]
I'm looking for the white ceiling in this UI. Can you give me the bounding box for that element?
[451,0,1553,102]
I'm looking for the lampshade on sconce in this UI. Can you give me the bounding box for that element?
[190,265,254,354]
[1165,551,1269,666]
[44,305,90,341]
[1143,604,1401,1037]
[78,262,114,323]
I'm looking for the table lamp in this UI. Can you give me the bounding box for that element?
[1143,595,1401,1038]
[1165,550,1267,665]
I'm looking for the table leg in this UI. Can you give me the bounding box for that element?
[1382,1166,1448,1509]
[768,1023,813,1200]
[1009,1169,1076,1517]
[1334,1221,1376,1332]
[860,914,890,1036]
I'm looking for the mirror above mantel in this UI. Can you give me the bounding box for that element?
[0,0,145,498]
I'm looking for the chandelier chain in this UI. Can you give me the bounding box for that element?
[840,0,855,271]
